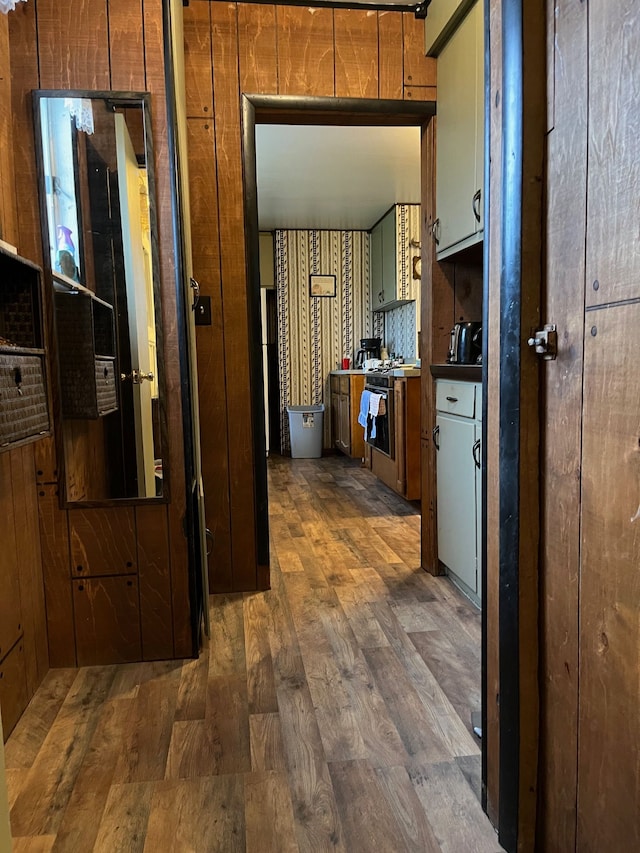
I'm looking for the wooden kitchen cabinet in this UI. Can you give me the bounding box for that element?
[330,373,365,458]
[370,376,421,501]
[432,0,484,260]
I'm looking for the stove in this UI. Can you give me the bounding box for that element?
[364,372,394,389]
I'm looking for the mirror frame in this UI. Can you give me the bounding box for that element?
[32,89,170,507]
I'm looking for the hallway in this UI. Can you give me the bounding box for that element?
[4,456,500,852]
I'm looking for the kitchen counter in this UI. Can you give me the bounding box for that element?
[430,363,481,381]
[331,367,421,378]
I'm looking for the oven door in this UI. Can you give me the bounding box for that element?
[364,385,394,458]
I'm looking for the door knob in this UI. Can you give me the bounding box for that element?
[121,369,155,384]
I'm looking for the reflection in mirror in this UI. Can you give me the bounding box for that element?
[33,91,166,502]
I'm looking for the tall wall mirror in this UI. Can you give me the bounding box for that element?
[33,90,167,503]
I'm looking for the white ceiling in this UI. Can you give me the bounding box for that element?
[255,124,421,231]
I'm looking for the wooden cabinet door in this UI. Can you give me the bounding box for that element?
[338,392,351,453]
[331,392,341,449]
[539,4,640,849]
[73,576,142,666]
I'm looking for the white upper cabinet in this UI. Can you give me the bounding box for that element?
[428,0,484,260]
[369,204,421,312]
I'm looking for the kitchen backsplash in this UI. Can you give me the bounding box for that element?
[384,301,418,361]
[275,229,372,453]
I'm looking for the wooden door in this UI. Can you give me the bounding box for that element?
[540,2,640,849]
[338,392,351,454]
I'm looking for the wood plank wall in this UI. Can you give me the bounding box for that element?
[184,1,436,592]
[0,13,49,739]
[0,0,193,706]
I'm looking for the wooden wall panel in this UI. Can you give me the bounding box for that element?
[334,10,378,99]
[537,1,587,849]
[8,3,42,265]
[73,576,142,666]
[238,3,278,95]
[144,0,192,656]
[69,507,137,577]
[585,2,640,307]
[108,0,146,92]
[0,641,28,740]
[34,436,58,485]
[35,0,110,90]
[183,0,214,115]
[38,485,76,667]
[10,446,48,698]
[0,13,18,246]
[402,12,436,88]
[189,119,233,591]
[404,86,437,102]
[2,0,193,700]
[276,6,335,97]
[210,0,258,590]
[577,304,640,851]
[0,453,22,663]
[136,505,174,660]
[378,11,403,100]
[188,3,438,593]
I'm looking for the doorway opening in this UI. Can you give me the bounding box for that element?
[242,95,434,577]
[242,95,487,808]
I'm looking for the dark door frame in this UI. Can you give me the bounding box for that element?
[241,94,435,572]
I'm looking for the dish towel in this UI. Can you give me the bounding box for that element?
[369,392,382,418]
[358,390,371,430]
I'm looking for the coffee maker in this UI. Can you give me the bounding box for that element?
[355,337,381,368]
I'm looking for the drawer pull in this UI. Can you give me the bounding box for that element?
[446,395,458,403]
[432,424,440,451]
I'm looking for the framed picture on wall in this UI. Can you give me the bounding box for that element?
[309,274,336,298]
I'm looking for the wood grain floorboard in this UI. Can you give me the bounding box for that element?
[5,455,500,851]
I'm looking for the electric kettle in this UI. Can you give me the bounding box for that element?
[448,322,482,364]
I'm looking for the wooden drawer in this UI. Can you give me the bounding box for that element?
[435,379,476,418]
[339,375,350,395]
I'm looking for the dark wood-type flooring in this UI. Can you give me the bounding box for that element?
[4,455,501,852]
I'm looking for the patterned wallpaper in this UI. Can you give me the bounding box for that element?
[274,206,420,454]
[275,229,371,452]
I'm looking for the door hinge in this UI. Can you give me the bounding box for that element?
[527,324,557,360]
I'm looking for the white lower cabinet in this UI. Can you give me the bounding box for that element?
[435,381,481,603]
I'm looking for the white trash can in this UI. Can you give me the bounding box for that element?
[287,404,324,458]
